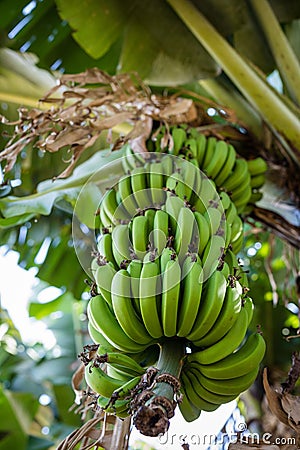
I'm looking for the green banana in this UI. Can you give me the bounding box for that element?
[204,140,229,180]
[152,209,169,255]
[193,211,211,256]
[177,254,203,337]
[247,157,267,176]
[250,173,266,189]
[187,270,227,342]
[85,362,127,398]
[190,305,249,364]
[189,332,266,379]
[131,166,150,210]
[243,296,254,326]
[94,261,116,306]
[174,206,198,262]
[118,173,138,217]
[98,351,146,376]
[87,295,148,353]
[139,257,163,339]
[214,144,236,186]
[184,137,198,159]
[222,158,250,192]
[178,387,201,422]
[112,224,133,266]
[195,133,207,166]
[202,136,217,172]
[201,234,225,280]
[203,206,223,235]
[180,371,221,412]
[161,257,181,337]
[163,193,185,235]
[148,161,167,206]
[97,394,130,416]
[131,214,149,260]
[166,169,188,200]
[198,366,259,396]
[97,232,117,267]
[111,269,153,344]
[192,282,242,347]
[127,258,143,315]
[194,176,218,214]
[186,368,237,404]
[171,126,187,155]
[87,321,117,352]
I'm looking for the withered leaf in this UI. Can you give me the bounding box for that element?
[281,393,300,432]
[263,367,290,427]
[71,363,85,405]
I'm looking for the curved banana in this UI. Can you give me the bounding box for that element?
[131,166,151,210]
[190,305,249,364]
[152,209,169,255]
[202,136,217,172]
[111,269,153,344]
[198,366,259,396]
[177,254,204,337]
[166,169,188,200]
[85,362,127,398]
[247,157,267,176]
[204,140,229,180]
[193,211,211,256]
[222,158,250,192]
[161,257,181,337]
[186,368,237,405]
[250,173,266,189]
[148,161,167,206]
[94,261,116,306]
[192,282,242,347]
[171,126,187,155]
[98,351,146,376]
[87,295,148,353]
[214,144,236,186]
[112,224,133,267]
[127,258,143,314]
[178,387,201,422]
[139,257,163,339]
[163,193,185,235]
[174,206,198,262]
[195,133,207,166]
[131,214,149,260]
[201,234,226,280]
[87,321,117,352]
[187,270,227,342]
[193,176,218,214]
[189,332,266,379]
[180,371,221,412]
[97,232,117,267]
[118,173,138,217]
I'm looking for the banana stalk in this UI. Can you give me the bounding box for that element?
[166,0,300,164]
[132,339,185,437]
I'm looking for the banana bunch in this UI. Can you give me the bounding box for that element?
[179,331,266,421]
[123,125,267,215]
[83,124,267,434]
[84,349,146,418]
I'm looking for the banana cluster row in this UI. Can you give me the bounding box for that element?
[179,331,266,421]
[124,125,267,215]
